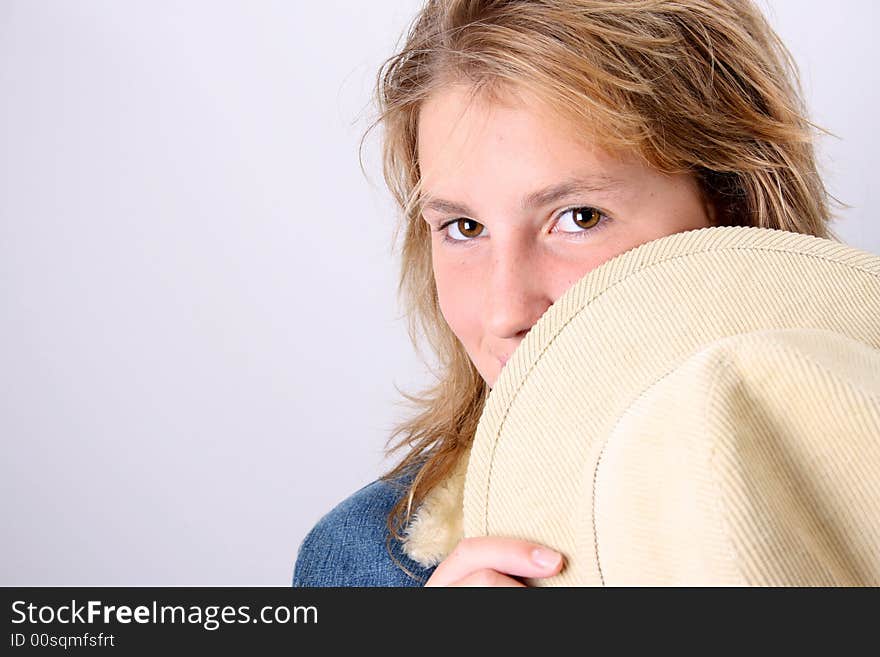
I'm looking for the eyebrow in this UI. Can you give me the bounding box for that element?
[420,175,624,216]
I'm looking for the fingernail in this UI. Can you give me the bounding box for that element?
[531,547,562,569]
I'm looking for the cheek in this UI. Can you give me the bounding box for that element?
[434,262,482,346]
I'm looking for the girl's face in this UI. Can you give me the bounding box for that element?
[417,85,715,389]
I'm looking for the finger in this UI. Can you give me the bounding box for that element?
[425,536,563,587]
[450,568,527,587]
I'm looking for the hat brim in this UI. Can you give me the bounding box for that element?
[463,225,880,585]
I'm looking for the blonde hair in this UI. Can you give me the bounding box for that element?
[361,0,841,581]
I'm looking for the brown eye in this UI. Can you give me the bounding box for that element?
[555,206,608,236]
[572,207,602,230]
[454,218,483,239]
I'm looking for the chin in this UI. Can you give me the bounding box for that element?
[476,360,500,390]
[479,371,494,390]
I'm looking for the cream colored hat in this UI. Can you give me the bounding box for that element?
[462,225,880,586]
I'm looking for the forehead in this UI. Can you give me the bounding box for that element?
[417,83,571,158]
[416,84,634,199]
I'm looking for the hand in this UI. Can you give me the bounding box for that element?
[424,536,564,587]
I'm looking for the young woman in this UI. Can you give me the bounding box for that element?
[292,0,837,587]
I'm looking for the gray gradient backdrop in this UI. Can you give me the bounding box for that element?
[2,0,878,585]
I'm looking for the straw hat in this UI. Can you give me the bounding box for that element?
[462,226,880,586]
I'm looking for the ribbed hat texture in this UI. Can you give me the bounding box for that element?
[463,226,880,586]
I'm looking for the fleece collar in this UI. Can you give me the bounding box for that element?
[400,449,469,568]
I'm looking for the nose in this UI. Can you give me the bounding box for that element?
[483,238,553,341]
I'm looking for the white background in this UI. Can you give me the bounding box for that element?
[2,0,877,585]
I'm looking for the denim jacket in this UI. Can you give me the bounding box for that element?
[292,473,438,587]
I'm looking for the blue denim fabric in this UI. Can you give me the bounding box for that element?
[292,473,437,587]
